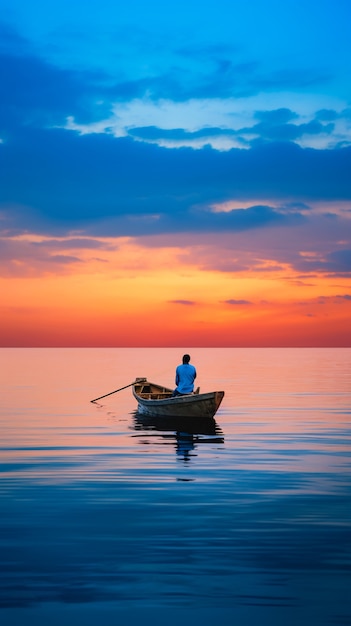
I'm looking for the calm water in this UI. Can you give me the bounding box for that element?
[0,348,350,626]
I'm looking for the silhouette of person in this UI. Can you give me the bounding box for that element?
[173,354,197,396]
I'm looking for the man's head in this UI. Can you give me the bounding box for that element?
[182,354,191,364]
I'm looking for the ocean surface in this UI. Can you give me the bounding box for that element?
[0,348,350,626]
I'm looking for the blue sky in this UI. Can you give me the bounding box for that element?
[1,0,350,234]
[1,1,350,187]
[0,0,351,347]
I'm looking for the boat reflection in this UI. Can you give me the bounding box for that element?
[132,412,224,461]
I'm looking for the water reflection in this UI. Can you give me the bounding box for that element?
[132,412,224,461]
[1,348,350,626]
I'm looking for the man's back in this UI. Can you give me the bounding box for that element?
[176,363,197,394]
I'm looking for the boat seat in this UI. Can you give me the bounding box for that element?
[139,392,172,399]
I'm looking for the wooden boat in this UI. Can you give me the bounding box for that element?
[132,378,224,418]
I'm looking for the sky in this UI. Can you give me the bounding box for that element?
[0,0,350,347]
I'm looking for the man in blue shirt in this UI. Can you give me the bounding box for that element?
[173,354,197,396]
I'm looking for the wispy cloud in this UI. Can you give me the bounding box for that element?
[168,300,197,306]
[224,299,253,305]
[335,293,351,301]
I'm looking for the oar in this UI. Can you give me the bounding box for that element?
[90,381,136,403]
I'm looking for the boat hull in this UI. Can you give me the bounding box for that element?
[132,379,224,419]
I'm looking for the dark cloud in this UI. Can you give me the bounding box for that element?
[315,294,351,304]
[1,126,351,236]
[281,202,311,211]
[129,109,336,146]
[128,125,237,141]
[190,60,261,99]
[0,22,113,132]
[240,108,335,143]
[147,45,332,100]
[224,299,253,305]
[0,19,339,138]
[0,22,248,118]
[0,22,350,246]
[335,293,351,302]
[106,60,262,102]
[335,294,351,301]
[45,254,81,264]
[169,300,196,305]
[292,249,351,275]
[0,237,83,276]
[315,109,339,122]
[314,108,351,123]
[290,280,316,287]
[325,249,351,273]
[255,109,299,124]
[31,238,113,250]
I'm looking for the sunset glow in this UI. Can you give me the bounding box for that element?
[1,227,350,346]
[0,0,350,346]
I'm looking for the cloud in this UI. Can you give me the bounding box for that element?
[1,122,351,238]
[128,125,238,142]
[65,99,351,150]
[1,18,350,158]
[0,22,113,133]
[104,48,281,103]
[315,109,339,122]
[0,20,350,260]
[314,294,351,305]
[44,254,81,264]
[255,109,299,124]
[247,119,334,144]
[326,250,351,273]
[224,299,253,305]
[292,249,351,275]
[335,294,351,301]
[127,113,336,148]
[0,236,91,277]
[31,237,114,251]
[131,207,351,278]
[168,300,196,306]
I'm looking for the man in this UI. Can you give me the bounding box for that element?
[173,354,197,396]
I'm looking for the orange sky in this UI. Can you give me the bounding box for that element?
[1,230,350,347]
[1,3,351,347]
